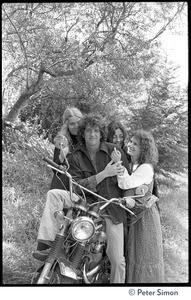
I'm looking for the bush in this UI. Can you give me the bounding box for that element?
[159,186,188,283]
[3,134,56,283]
[3,128,55,244]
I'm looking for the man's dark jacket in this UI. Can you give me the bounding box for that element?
[69,141,131,224]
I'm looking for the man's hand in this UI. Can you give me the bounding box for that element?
[124,197,135,209]
[103,161,124,177]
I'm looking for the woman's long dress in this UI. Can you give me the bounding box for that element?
[124,181,164,283]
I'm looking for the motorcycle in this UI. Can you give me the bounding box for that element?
[31,157,146,284]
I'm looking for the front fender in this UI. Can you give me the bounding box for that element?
[57,257,80,280]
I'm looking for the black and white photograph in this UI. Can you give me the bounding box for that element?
[2,2,189,298]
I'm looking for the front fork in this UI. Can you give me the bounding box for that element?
[37,232,67,284]
[37,262,54,284]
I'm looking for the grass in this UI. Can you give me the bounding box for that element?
[2,241,38,284]
[159,174,188,283]
[2,149,188,285]
[2,145,53,285]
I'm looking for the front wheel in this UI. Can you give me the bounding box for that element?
[31,264,78,284]
[94,257,111,284]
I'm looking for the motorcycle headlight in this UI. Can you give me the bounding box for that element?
[71,217,95,242]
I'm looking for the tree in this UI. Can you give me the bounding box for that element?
[2,2,186,122]
[128,56,188,175]
[2,3,187,177]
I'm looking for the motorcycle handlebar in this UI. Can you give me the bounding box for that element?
[99,197,136,216]
[43,157,72,179]
[43,157,64,171]
[43,157,135,215]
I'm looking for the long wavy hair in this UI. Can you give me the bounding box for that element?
[78,114,108,144]
[107,121,127,148]
[130,130,158,166]
[54,107,83,149]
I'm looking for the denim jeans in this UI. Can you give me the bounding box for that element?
[37,189,78,241]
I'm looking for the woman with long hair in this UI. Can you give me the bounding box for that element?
[35,107,83,252]
[107,120,127,149]
[112,130,164,283]
[50,107,83,190]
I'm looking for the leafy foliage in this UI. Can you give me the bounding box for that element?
[2,3,187,175]
[3,127,54,248]
[125,58,188,175]
[2,2,186,121]
[2,134,54,283]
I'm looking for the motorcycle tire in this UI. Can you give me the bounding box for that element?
[94,270,110,284]
[94,258,111,284]
[31,264,77,284]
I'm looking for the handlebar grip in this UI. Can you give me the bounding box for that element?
[99,201,110,211]
[43,157,64,171]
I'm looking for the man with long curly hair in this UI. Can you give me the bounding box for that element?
[69,113,131,283]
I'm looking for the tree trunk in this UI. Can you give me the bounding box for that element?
[4,68,44,123]
[5,92,35,123]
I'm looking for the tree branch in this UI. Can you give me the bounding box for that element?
[46,59,69,70]
[65,17,79,41]
[2,5,30,88]
[96,11,107,29]
[5,65,27,80]
[2,6,26,21]
[148,3,186,43]
[5,65,40,82]
[5,64,45,122]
